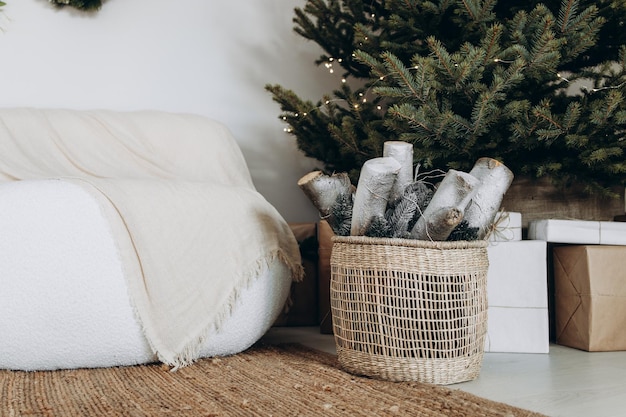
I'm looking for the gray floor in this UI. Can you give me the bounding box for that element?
[262,326,626,417]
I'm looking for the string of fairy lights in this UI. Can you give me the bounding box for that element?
[282,50,625,134]
[282,0,625,131]
[282,53,415,133]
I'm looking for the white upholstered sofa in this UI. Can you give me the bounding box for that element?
[0,108,301,371]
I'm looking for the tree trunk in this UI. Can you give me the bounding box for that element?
[383,141,414,203]
[297,170,354,233]
[350,157,401,236]
[464,158,514,239]
[409,169,479,240]
[410,206,463,241]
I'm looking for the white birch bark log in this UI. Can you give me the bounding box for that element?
[409,169,480,240]
[297,170,354,233]
[464,158,514,239]
[410,206,464,241]
[383,141,414,203]
[350,157,401,236]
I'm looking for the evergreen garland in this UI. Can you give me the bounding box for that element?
[385,180,433,238]
[330,192,353,236]
[364,215,391,238]
[447,221,480,242]
[267,0,626,196]
[49,0,102,11]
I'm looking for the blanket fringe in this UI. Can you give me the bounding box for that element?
[75,177,304,371]
[163,249,304,371]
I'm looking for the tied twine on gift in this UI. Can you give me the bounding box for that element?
[484,210,520,243]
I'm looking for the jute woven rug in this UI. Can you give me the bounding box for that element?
[1,343,546,416]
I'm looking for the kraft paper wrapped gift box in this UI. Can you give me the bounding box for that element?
[552,245,626,351]
[485,240,550,353]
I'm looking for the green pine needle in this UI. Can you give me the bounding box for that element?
[268,0,626,194]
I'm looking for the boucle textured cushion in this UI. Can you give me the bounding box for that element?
[0,108,301,369]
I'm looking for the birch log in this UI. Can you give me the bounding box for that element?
[297,170,354,233]
[411,206,464,241]
[463,158,514,239]
[383,141,414,203]
[350,157,401,236]
[409,169,480,240]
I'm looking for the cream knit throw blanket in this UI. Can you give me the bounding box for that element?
[0,108,302,368]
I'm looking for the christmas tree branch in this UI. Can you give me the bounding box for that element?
[269,0,626,194]
[49,0,102,11]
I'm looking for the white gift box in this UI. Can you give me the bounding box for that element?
[488,211,523,242]
[528,219,626,245]
[485,240,550,353]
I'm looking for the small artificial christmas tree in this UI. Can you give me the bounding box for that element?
[266,0,626,196]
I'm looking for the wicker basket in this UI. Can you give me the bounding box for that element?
[330,236,489,385]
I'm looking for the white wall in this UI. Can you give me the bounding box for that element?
[0,0,338,222]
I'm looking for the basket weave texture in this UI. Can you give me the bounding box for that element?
[330,236,489,385]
